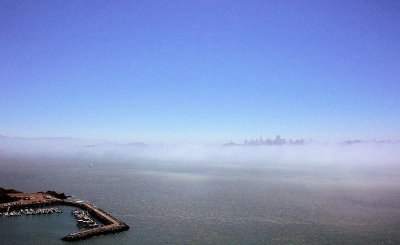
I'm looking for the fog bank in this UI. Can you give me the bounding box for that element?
[1,137,399,169]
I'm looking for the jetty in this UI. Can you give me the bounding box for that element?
[61,200,129,241]
[0,189,129,241]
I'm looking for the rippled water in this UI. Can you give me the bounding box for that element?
[1,155,400,244]
[0,205,101,244]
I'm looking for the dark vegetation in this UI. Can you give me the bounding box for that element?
[45,191,69,199]
[0,187,21,203]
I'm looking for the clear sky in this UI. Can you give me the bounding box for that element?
[1,0,399,142]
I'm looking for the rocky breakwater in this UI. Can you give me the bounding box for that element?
[61,200,129,241]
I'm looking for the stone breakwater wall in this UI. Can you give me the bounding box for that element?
[61,200,129,241]
[61,221,129,241]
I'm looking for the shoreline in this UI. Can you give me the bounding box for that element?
[1,191,129,241]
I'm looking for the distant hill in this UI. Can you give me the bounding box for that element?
[222,142,240,147]
[125,142,148,147]
[0,135,82,141]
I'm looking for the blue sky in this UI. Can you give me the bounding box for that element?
[1,0,399,142]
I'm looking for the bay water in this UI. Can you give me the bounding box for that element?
[1,155,400,244]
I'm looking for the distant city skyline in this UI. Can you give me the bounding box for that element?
[244,135,306,146]
[1,1,399,142]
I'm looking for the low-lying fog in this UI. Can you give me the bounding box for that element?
[1,137,400,191]
[1,136,399,166]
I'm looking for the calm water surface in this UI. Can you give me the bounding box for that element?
[1,155,400,244]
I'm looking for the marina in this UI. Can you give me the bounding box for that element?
[71,210,99,228]
[1,207,62,216]
[0,190,129,242]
